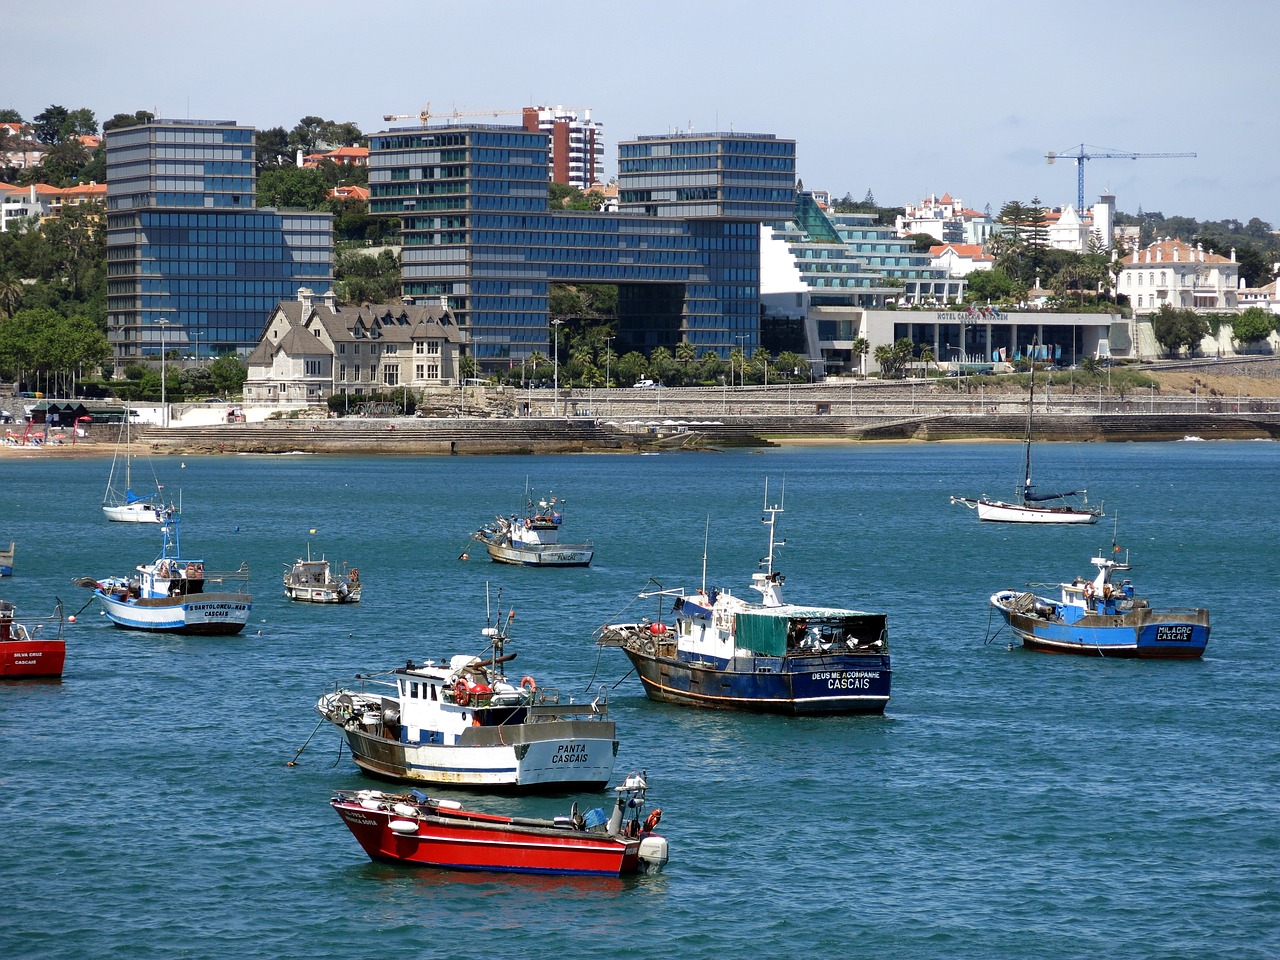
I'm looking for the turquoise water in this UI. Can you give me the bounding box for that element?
[1,441,1277,959]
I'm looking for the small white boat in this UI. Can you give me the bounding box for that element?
[102,407,172,523]
[78,515,252,635]
[0,541,13,577]
[951,351,1101,524]
[315,595,617,791]
[284,549,360,604]
[469,490,593,567]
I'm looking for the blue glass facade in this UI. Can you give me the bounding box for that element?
[105,119,333,372]
[369,124,793,369]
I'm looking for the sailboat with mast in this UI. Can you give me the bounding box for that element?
[102,407,172,523]
[951,348,1102,524]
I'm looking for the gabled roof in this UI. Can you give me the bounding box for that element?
[929,243,992,261]
[276,325,327,355]
[1127,237,1235,266]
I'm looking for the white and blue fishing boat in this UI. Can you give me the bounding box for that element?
[989,544,1210,659]
[468,490,592,567]
[77,515,252,635]
[313,593,618,792]
[598,485,890,715]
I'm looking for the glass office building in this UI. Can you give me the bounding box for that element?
[368,124,794,370]
[105,119,333,374]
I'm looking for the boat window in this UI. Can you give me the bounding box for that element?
[429,684,438,701]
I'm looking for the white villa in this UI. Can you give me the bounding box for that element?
[1118,238,1239,315]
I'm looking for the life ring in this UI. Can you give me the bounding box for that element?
[1083,582,1095,599]
[520,676,537,694]
[453,680,470,706]
[643,809,662,832]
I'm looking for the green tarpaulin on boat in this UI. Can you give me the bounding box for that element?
[735,612,788,656]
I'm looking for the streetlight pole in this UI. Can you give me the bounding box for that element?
[734,334,748,391]
[157,318,169,428]
[551,319,564,416]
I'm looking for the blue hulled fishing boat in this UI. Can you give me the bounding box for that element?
[990,544,1210,659]
[598,485,890,715]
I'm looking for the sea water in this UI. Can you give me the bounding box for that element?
[1,440,1277,960]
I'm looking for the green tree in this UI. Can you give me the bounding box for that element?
[873,337,915,379]
[256,126,291,169]
[32,105,71,144]
[964,267,1019,304]
[1150,304,1210,357]
[906,232,938,252]
[1230,307,1275,348]
[850,336,870,376]
[103,110,155,132]
[208,354,248,396]
[257,167,329,209]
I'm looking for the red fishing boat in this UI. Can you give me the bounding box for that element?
[331,772,669,877]
[0,599,66,679]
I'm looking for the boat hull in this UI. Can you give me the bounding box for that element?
[102,503,166,523]
[621,648,890,715]
[338,722,618,791]
[0,639,65,678]
[974,500,1100,524]
[94,590,253,635]
[331,799,646,875]
[992,598,1210,659]
[284,585,360,603]
[483,542,593,567]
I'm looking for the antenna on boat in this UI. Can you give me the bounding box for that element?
[700,517,710,593]
[758,478,787,574]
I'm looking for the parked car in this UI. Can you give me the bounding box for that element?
[633,379,657,389]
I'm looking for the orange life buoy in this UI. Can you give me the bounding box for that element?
[643,809,662,832]
[1083,582,1095,599]
[520,676,537,694]
[454,680,470,706]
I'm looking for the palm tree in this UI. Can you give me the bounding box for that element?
[0,275,23,319]
[851,337,870,377]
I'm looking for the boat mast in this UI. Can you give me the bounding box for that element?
[1022,345,1036,504]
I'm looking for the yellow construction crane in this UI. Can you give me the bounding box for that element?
[382,103,528,125]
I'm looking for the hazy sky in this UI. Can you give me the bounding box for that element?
[10,0,1278,227]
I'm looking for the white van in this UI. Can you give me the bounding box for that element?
[633,379,657,389]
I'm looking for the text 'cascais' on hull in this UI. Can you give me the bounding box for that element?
[624,649,890,715]
[96,593,253,635]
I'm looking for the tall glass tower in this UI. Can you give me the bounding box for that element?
[105,119,333,375]
[368,123,794,370]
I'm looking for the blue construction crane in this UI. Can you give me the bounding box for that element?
[1047,144,1196,212]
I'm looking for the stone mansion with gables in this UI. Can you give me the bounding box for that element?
[243,288,464,404]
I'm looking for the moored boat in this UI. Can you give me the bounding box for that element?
[315,598,617,791]
[102,407,171,523]
[950,347,1102,524]
[0,541,13,577]
[77,514,252,635]
[284,550,360,603]
[989,544,1210,659]
[469,490,592,567]
[331,771,668,876]
[0,599,66,679]
[598,484,891,715]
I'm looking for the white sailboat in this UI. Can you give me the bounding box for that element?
[951,354,1102,524]
[102,408,172,524]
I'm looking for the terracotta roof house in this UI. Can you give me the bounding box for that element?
[329,183,370,202]
[929,243,994,277]
[302,146,369,168]
[243,287,464,404]
[1118,238,1239,315]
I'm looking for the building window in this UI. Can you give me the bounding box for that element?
[426,363,440,379]
[415,363,425,380]
[382,364,398,386]
[339,363,346,381]
[305,359,321,376]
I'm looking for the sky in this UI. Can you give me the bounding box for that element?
[9,0,1279,228]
